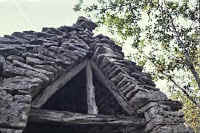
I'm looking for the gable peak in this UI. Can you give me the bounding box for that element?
[75,16,97,31]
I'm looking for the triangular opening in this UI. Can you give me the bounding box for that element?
[34,61,127,115]
[41,68,87,114]
[25,61,131,133]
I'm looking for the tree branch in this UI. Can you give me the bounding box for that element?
[160,0,200,92]
[170,17,200,91]
[162,72,200,108]
[144,54,200,107]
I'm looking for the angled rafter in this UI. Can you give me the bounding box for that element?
[32,60,88,108]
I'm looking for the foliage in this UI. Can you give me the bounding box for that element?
[172,91,200,132]
[76,0,200,131]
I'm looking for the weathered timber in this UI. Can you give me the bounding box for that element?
[0,123,24,130]
[32,60,88,108]
[29,109,144,127]
[86,61,98,114]
[0,128,23,133]
[91,61,135,115]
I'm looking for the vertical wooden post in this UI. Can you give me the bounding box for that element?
[86,61,98,114]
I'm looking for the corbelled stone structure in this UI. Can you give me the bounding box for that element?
[0,17,194,133]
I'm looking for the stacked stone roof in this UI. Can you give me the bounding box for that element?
[0,17,193,133]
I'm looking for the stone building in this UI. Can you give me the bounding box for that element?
[0,17,194,133]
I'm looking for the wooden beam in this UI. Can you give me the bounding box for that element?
[90,61,135,115]
[0,123,25,130]
[32,60,88,108]
[29,109,144,127]
[86,61,98,114]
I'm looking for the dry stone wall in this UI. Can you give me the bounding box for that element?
[91,34,193,133]
[0,17,91,133]
[0,17,194,133]
[91,29,194,133]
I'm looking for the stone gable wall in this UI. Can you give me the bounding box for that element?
[0,17,194,133]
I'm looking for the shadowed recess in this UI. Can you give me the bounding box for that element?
[41,68,87,114]
[93,74,127,115]
[23,122,127,133]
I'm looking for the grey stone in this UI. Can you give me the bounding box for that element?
[75,16,97,31]
[0,17,193,133]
